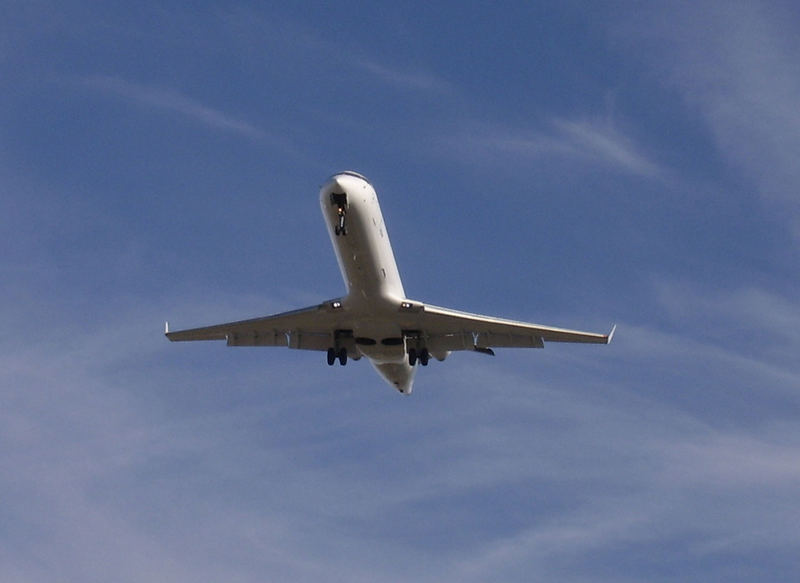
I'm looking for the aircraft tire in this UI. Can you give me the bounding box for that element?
[327,348,336,366]
[419,349,429,366]
[338,348,348,366]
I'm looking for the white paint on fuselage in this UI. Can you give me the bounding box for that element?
[319,171,416,393]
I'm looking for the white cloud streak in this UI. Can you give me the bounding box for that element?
[3,278,800,581]
[651,280,800,371]
[445,116,663,178]
[620,2,800,234]
[352,57,452,93]
[218,7,451,96]
[83,76,268,140]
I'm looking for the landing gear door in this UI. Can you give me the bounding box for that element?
[330,192,348,207]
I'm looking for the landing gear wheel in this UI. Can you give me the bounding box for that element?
[419,349,430,366]
[408,348,417,366]
[335,208,347,236]
[327,348,336,366]
[338,348,348,366]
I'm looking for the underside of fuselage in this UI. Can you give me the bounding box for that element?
[371,361,416,394]
[321,309,439,394]
[319,172,422,393]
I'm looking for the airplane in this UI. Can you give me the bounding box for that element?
[166,171,614,394]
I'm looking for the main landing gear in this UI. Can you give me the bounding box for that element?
[408,348,430,367]
[330,192,348,236]
[327,347,348,366]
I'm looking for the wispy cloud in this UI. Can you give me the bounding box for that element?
[551,117,663,177]
[445,115,663,178]
[651,280,800,370]
[83,76,268,140]
[4,274,800,581]
[219,7,451,96]
[352,57,451,93]
[662,430,800,488]
[442,299,800,580]
[620,2,800,234]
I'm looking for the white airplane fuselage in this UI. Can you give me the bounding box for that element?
[320,171,417,392]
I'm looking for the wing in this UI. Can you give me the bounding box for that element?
[166,300,350,352]
[406,302,614,354]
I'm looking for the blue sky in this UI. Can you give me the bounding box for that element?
[2,1,799,581]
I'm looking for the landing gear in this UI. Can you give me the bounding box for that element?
[330,192,347,236]
[334,208,347,236]
[327,347,348,366]
[408,348,429,366]
[419,349,429,366]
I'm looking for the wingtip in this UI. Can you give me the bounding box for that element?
[165,321,169,335]
[606,324,617,344]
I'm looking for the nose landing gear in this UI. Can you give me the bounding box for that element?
[330,192,348,236]
[335,208,347,236]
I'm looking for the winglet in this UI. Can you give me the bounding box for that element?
[165,321,170,335]
[606,324,617,344]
